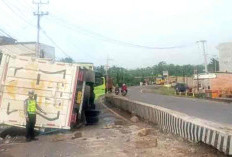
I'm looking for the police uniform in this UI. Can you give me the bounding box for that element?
[25,99,37,140]
[24,92,45,141]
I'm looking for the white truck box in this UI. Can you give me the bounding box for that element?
[0,54,85,129]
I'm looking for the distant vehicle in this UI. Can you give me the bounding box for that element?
[121,84,127,96]
[175,83,188,93]
[121,89,127,96]
[155,76,165,85]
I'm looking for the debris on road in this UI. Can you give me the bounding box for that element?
[0,101,227,157]
[4,139,10,144]
[137,128,152,137]
[114,120,124,125]
[0,137,3,144]
[102,123,122,129]
[82,138,87,140]
[72,132,82,139]
[135,138,158,148]
[0,148,7,152]
[130,116,139,123]
[51,134,71,142]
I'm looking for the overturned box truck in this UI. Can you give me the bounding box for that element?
[0,53,105,130]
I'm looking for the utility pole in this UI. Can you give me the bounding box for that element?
[194,67,199,93]
[33,0,49,58]
[197,40,208,73]
[105,56,113,93]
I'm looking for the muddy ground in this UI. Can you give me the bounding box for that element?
[0,101,226,157]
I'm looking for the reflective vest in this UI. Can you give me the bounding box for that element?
[27,99,36,114]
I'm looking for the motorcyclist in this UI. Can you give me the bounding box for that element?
[121,83,128,93]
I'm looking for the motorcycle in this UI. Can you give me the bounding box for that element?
[121,89,127,96]
[115,87,120,95]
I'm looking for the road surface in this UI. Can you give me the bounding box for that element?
[0,100,222,157]
[127,86,232,125]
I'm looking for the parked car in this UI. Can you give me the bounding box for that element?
[175,83,188,93]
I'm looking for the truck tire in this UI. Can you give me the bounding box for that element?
[89,84,95,109]
[85,110,100,117]
[84,85,90,100]
[83,85,90,110]
[86,116,99,125]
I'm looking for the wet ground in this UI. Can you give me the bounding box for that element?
[0,99,227,157]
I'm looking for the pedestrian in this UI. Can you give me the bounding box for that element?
[24,91,46,142]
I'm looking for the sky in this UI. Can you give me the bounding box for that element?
[0,0,232,69]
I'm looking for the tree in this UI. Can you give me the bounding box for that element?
[207,58,219,72]
[60,57,74,63]
[95,62,205,86]
[94,65,105,73]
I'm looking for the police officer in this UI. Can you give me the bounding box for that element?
[24,91,46,142]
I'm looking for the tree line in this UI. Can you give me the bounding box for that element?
[60,57,219,86]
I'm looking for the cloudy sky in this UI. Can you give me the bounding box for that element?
[0,0,231,68]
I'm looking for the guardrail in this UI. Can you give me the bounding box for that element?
[105,95,232,155]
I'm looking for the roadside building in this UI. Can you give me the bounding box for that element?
[193,73,232,98]
[0,36,16,45]
[176,76,193,87]
[0,42,55,59]
[217,42,232,72]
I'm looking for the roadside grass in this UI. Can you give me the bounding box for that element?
[153,86,176,96]
[153,86,203,99]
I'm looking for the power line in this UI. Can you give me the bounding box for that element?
[2,0,69,59]
[17,0,34,12]
[2,0,194,62]
[41,29,70,58]
[4,0,31,17]
[48,16,194,50]
[1,0,35,27]
[0,28,12,38]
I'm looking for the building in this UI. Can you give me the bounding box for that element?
[193,73,232,98]
[0,36,16,45]
[0,42,55,59]
[217,42,232,72]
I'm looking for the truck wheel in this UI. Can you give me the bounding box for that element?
[86,116,99,125]
[85,110,100,117]
[84,85,90,100]
[83,85,90,110]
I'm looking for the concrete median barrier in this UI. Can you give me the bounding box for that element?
[105,95,232,155]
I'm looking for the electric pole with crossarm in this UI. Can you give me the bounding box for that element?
[33,0,49,57]
[197,40,208,73]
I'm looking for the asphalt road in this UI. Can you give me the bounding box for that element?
[127,86,232,125]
